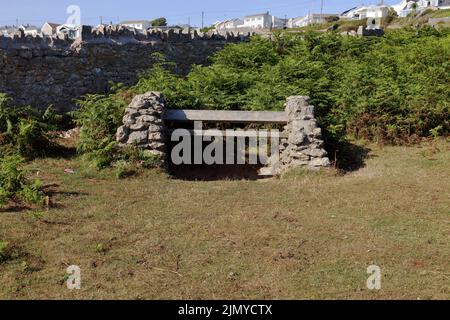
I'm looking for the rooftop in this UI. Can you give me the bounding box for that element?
[120,20,151,25]
[245,12,270,18]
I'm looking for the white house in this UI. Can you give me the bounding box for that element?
[366,5,391,18]
[289,13,339,28]
[120,20,152,31]
[0,26,17,36]
[391,0,450,17]
[341,5,390,20]
[242,12,287,29]
[243,12,273,29]
[56,24,81,39]
[215,18,244,30]
[41,22,60,36]
[272,16,288,29]
[18,25,39,36]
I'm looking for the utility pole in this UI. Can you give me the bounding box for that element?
[320,0,324,23]
[201,11,204,29]
[100,16,103,25]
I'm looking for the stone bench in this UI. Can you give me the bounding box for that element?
[116,92,331,175]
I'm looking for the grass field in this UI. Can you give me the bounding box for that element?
[0,140,449,299]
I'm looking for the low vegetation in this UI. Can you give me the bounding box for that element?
[0,140,448,299]
[0,23,448,299]
[0,93,60,159]
[0,94,58,207]
[131,28,449,151]
[0,155,44,208]
[71,89,160,172]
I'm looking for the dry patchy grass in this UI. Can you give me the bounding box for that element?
[0,140,449,300]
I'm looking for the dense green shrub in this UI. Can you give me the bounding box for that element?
[0,155,44,207]
[72,93,126,169]
[0,93,60,158]
[72,28,449,171]
[132,29,449,146]
[72,91,160,171]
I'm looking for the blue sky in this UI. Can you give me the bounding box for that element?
[0,0,398,27]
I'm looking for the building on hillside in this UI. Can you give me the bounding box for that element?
[391,0,450,17]
[438,0,450,7]
[242,12,288,29]
[0,25,17,36]
[41,22,60,36]
[341,5,390,20]
[119,20,152,31]
[18,24,39,36]
[214,18,244,30]
[243,12,273,29]
[289,13,339,28]
[56,24,81,39]
[272,16,288,29]
[366,5,391,18]
[147,25,185,32]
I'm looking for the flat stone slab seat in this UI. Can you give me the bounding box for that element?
[163,109,288,124]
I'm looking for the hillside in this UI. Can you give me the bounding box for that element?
[284,8,450,33]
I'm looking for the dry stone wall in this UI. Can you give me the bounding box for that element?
[0,25,249,112]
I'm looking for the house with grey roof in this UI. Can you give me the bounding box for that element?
[119,20,152,31]
[243,12,273,29]
[0,26,17,36]
[289,13,339,28]
[56,24,81,39]
[41,22,60,36]
[214,18,244,30]
[242,12,287,29]
[19,24,40,36]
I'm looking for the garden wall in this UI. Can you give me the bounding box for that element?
[0,26,249,112]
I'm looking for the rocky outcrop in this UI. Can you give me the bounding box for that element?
[116,92,166,161]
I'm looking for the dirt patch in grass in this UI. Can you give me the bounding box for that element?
[0,140,449,299]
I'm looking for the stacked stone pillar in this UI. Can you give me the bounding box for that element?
[282,96,331,169]
[116,92,166,162]
[263,96,331,175]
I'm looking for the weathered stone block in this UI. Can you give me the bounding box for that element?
[310,157,331,167]
[127,130,148,145]
[302,148,328,158]
[148,132,164,141]
[116,126,129,143]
